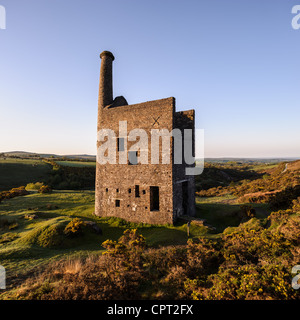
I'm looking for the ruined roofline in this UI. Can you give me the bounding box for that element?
[175,109,195,115]
[104,96,176,111]
[175,109,195,126]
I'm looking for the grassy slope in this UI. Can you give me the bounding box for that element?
[0,159,51,191]
[0,158,279,298]
[0,190,272,283]
[0,191,211,280]
[55,161,96,167]
[249,163,279,172]
[196,195,271,233]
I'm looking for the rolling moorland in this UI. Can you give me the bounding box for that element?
[0,154,299,300]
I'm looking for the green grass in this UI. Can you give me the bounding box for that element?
[195,195,271,233]
[196,197,241,233]
[0,189,273,282]
[56,161,96,167]
[0,190,210,278]
[250,163,279,172]
[0,191,97,275]
[0,159,51,191]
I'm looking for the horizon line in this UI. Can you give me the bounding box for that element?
[1,150,300,160]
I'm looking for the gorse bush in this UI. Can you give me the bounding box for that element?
[8,215,300,300]
[26,182,44,191]
[26,182,52,194]
[64,218,86,237]
[292,197,300,212]
[38,185,52,194]
[0,186,29,203]
[187,264,297,300]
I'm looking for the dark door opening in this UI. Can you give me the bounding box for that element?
[135,185,140,198]
[182,181,189,215]
[150,186,159,211]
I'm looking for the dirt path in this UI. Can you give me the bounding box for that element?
[282,163,288,174]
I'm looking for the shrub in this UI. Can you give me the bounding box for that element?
[4,211,300,300]
[64,218,86,237]
[188,264,297,300]
[292,197,300,212]
[267,210,292,226]
[26,182,44,191]
[222,226,292,266]
[102,228,147,262]
[0,186,29,202]
[38,185,52,194]
[186,237,222,276]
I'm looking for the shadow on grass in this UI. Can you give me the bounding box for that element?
[196,202,242,233]
[196,201,271,233]
[139,226,188,247]
[0,160,52,191]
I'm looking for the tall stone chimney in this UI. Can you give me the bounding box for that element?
[96,51,114,216]
[97,51,115,130]
[98,51,114,107]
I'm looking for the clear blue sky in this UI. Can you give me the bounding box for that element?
[0,0,299,158]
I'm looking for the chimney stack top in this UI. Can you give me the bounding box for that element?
[100,51,115,61]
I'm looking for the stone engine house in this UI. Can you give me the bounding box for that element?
[95,51,195,225]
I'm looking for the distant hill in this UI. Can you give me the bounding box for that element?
[1,151,96,161]
[2,151,57,158]
[203,157,300,164]
[2,152,299,164]
[64,154,96,160]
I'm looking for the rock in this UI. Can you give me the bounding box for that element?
[24,213,38,220]
[84,221,102,235]
[179,215,216,230]
[46,204,58,210]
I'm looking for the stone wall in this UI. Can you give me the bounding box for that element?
[95,97,175,225]
[172,110,196,220]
